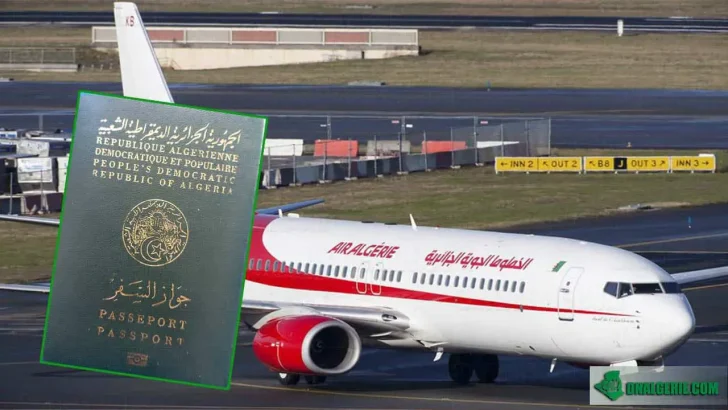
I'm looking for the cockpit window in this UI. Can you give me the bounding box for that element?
[661,282,682,294]
[617,283,633,298]
[603,282,618,297]
[604,281,680,298]
[632,283,663,294]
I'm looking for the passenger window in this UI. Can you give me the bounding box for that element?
[326,265,332,276]
[359,268,365,278]
[318,264,324,275]
[503,280,509,291]
[437,274,443,286]
[248,259,255,270]
[603,282,618,297]
[519,282,525,293]
[273,261,279,272]
[342,266,348,278]
[421,273,427,285]
[465,277,470,288]
[453,276,460,287]
[389,270,396,282]
[445,275,450,287]
[351,266,357,278]
[495,280,501,291]
[471,277,476,288]
[488,279,493,290]
[264,260,270,271]
[511,281,517,292]
[479,278,485,289]
[311,263,317,274]
[256,260,262,270]
[413,272,418,283]
[396,271,402,282]
[303,263,309,273]
[429,274,435,285]
[296,262,302,272]
[374,269,380,280]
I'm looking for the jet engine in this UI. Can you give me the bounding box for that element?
[252,314,362,375]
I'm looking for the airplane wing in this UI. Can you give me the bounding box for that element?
[0,199,325,228]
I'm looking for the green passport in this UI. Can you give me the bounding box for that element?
[41,91,267,389]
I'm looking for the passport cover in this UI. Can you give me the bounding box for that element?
[41,91,267,389]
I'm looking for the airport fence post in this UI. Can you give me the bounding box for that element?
[347,137,352,180]
[373,135,378,177]
[450,127,455,167]
[525,120,531,156]
[292,143,297,186]
[398,131,403,173]
[473,116,479,165]
[500,124,505,157]
[8,173,12,215]
[266,147,271,187]
[39,114,44,130]
[423,131,428,171]
[323,140,327,182]
[547,117,552,155]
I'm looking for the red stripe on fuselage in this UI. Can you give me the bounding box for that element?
[245,214,632,317]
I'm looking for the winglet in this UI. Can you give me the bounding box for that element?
[113,2,174,103]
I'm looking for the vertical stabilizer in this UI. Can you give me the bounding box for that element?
[113,2,174,103]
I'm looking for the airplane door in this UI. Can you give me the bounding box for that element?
[356,261,368,294]
[557,267,584,321]
[369,262,383,295]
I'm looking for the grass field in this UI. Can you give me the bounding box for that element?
[2,28,727,90]
[2,148,727,284]
[4,0,728,17]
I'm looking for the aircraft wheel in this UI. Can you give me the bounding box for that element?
[277,373,300,386]
[304,375,327,385]
[473,354,499,383]
[448,354,473,385]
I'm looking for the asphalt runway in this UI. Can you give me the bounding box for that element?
[1,204,727,409]
[1,82,727,149]
[2,11,727,33]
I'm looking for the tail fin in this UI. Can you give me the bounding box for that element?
[113,2,174,103]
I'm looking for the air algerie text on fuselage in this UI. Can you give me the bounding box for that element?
[425,250,534,271]
[327,242,399,259]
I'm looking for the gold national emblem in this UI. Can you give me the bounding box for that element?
[122,199,189,267]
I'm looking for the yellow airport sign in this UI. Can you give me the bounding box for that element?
[625,156,670,172]
[670,155,716,173]
[584,156,616,172]
[537,157,582,172]
[495,157,538,173]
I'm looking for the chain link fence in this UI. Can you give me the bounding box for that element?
[0,47,77,64]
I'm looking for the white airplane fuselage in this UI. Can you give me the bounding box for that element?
[242,214,696,368]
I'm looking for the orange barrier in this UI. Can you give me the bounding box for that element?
[314,140,359,157]
[421,141,467,154]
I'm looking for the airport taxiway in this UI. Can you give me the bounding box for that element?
[1,204,727,409]
[1,83,727,149]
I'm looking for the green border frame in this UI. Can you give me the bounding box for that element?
[39,89,268,390]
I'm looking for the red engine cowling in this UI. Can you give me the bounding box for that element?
[252,315,362,375]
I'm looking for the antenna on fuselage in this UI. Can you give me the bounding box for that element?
[409,214,417,231]
[278,209,283,217]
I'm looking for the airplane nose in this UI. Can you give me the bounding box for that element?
[661,299,696,348]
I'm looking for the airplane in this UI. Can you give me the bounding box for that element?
[2,1,727,388]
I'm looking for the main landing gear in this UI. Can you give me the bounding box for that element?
[277,372,327,386]
[448,353,499,385]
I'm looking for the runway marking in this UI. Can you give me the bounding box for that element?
[229,381,614,408]
[683,282,728,291]
[0,404,338,410]
[635,250,728,254]
[617,232,728,249]
[0,361,37,366]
